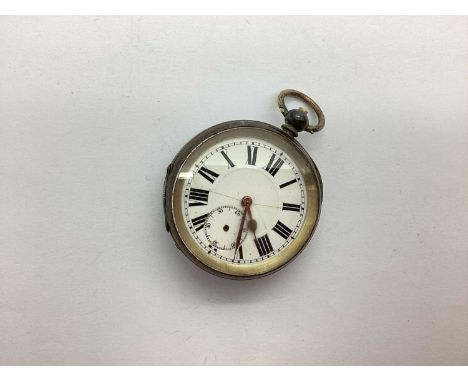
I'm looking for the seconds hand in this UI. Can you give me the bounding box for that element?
[209,189,279,209]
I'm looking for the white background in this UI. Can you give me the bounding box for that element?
[1,16,467,365]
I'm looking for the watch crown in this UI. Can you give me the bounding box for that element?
[281,108,309,138]
[277,89,325,139]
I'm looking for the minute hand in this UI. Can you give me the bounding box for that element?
[234,206,248,258]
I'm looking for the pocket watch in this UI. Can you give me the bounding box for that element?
[164,89,325,279]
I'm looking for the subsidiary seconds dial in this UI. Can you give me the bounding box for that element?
[203,205,247,251]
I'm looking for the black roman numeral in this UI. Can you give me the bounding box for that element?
[221,150,235,168]
[191,213,209,232]
[254,234,274,257]
[279,179,297,188]
[247,145,258,166]
[265,154,284,177]
[238,245,244,260]
[188,188,209,207]
[272,220,293,240]
[282,202,301,212]
[198,166,219,184]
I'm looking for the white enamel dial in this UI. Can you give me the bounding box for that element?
[181,138,306,264]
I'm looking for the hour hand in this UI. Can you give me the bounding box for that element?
[247,218,257,233]
[246,205,257,236]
